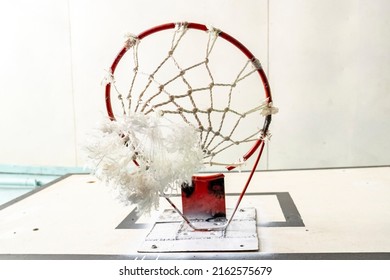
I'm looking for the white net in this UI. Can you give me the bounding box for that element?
[85,113,204,213]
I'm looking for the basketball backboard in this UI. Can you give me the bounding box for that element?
[0,167,389,260]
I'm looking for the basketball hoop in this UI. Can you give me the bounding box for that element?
[85,22,277,246]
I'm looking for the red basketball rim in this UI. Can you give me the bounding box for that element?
[104,22,273,171]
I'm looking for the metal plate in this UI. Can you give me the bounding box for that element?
[138,207,258,252]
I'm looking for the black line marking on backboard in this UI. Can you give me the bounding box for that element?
[256,192,305,227]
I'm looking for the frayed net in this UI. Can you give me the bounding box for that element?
[84,113,204,214]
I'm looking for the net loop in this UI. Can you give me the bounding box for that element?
[251,57,263,70]
[261,101,279,116]
[207,25,221,37]
[124,33,139,49]
[175,22,188,32]
[101,69,114,85]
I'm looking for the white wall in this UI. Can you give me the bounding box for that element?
[0,0,76,166]
[0,0,389,170]
[269,0,390,169]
